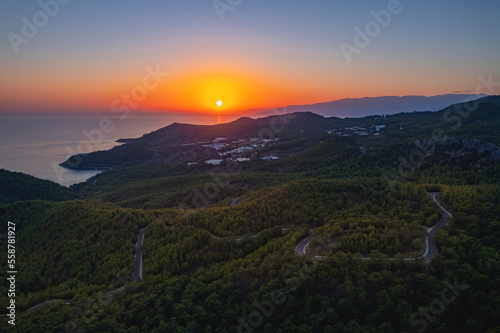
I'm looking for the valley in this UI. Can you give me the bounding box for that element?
[1,96,499,332]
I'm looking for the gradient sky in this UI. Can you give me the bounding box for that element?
[1,0,499,114]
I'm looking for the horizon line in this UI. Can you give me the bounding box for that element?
[0,92,489,115]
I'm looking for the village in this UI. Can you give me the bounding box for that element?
[182,136,280,166]
[327,124,387,137]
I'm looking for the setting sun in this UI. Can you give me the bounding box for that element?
[147,73,268,113]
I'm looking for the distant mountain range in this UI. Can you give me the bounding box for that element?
[258,94,488,118]
[59,96,500,170]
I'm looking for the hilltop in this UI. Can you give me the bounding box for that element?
[2,96,500,333]
[258,93,489,117]
[60,96,500,171]
[0,169,76,204]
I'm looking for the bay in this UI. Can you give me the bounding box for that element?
[0,111,237,186]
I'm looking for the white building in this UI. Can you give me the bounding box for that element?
[261,156,279,161]
[205,159,223,165]
[202,143,228,150]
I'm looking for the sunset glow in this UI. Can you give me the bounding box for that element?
[1,3,499,331]
[145,73,266,113]
[0,1,499,115]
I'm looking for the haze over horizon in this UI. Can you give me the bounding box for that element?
[1,1,499,115]
[2,3,500,332]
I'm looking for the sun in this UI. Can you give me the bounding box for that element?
[216,100,223,107]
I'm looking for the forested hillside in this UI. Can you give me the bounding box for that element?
[2,182,499,332]
[0,170,75,204]
[1,97,499,332]
[60,97,500,170]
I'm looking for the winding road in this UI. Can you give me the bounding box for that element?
[295,233,313,256]
[24,228,146,315]
[22,299,72,314]
[132,228,146,282]
[424,192,452,261]
[23,195,450,315]
[296,192,452,262]
[207,228,290,243]
[295,230,325,261]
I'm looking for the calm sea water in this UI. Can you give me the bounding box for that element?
[0,112,238,186]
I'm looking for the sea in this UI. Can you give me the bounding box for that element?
[0,112,239,187]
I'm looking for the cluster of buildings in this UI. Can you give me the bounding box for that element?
[327,124,386,137]
[183,137,280,166]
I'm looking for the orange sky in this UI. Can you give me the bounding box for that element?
[1,1,498,115]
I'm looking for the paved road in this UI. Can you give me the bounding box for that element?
[296,193,452,262]
[424,192,452,261]
[295,230,324,260]
[295,231,313,256]
[208,228,290,243]
[22,299,72,314]
[25,228,147,314]
[132,228,146,282]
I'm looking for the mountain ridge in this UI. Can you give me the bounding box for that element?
[58,96,500,171]
[258,93,488,118]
